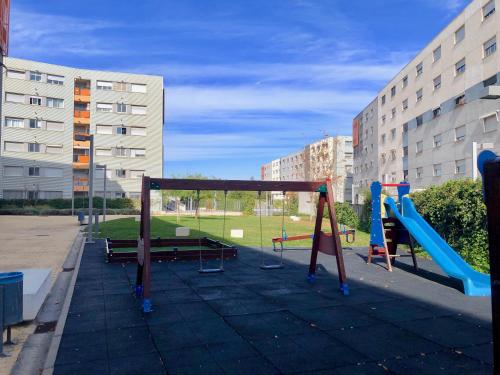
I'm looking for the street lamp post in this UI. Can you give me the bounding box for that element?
[75,134,94,243]
[96,164,107,222]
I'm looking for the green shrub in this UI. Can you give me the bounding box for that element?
[0,197,136,210]
[411,179,489,273]
[323,202,359,229]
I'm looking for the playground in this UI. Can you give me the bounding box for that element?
[41,174,498,374]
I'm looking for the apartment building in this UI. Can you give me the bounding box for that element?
[261,135,353,206]
[354,0,500,191]
[0,57,164,200]
[352,99,379,203]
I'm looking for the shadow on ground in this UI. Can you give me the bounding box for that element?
[53,235,492,375]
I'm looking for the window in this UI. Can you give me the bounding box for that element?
[484,114,499,132]
[96,148,112,156]
[483,0,495,19]
[455,58,466,75]
[115,169,127,178]
[29,71,42,81]
[115,82,127,91]
[402,99,408,111]
[455,125,466,141]
[433,164,442,177]
[416,88,423,102]
[116,127,127,135]
[433,107,441,118]
[46,121,64,131]
[29,119,42,129]
[116,103,127,113]
[47,74,64,85]
[455,159,466,174]
[433,75,441,90]
[6,93,24,103]
[28,166,40,176]
[391,86,396,97]
[27,191,39,200]
[3,190,24,199]
[7,70,25,79]
[484,36,497,57]
[30,96,42,106]
[28,143,41,153]
[4,166,23,177]
[114,147,128,157]
[455,25,465,44]
[47,97,64,108]
[96,103,113,112]
[131,127,146,136]
[96,81,113,90]
[130,148,146,158]
[403,146,408,157]
[484,75,498,87]
[416,167,423,179]
[390,128,396,140]
[130,105,147,115]
[381,153,386,163]
[115,192,126,198]
[5,118,24,128]
[97,125,113,135]
[455,94,465,106]
[131,84,147,93]
[42,167,63,177]
[402,75,408,88]
[46,145,63,154]
[416,141,423,154]
[416,62,423,77]
[381,95,386,105]
[4,142,24,152]
[433,133,442,147]
[433,45,441,62]
[130,170,145,179]
[390,149,396,161]
[403,123,408,134]
[381,134,386,144]
[381,115,386,124]
[42,191,63,199]
[416,115,423,127]
[391,108,396,119]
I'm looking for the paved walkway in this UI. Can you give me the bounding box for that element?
[54,241,492,374]
[0,216,80,374]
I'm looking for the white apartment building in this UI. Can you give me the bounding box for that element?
[354,0,500,190]
[279,150,305,181]
[0,57,164,200]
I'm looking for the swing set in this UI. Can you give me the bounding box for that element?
[135,176,349,313]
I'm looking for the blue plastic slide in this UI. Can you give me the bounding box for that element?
[384,196,491,296]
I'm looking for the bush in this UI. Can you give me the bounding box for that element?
[323,202,359,229]
[358,189,372,232]
[411,179,489,273]
[0,197,137,210]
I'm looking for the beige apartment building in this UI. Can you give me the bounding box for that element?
[354,0,500,191]
[0,57,164,200]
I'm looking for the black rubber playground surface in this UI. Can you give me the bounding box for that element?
[53,240,492,374]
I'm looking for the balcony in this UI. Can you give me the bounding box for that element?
[73,140,90,149]
[74,110,90,124]
[74,87,91,102]
[73,176,89,192]
[73,155,90,169]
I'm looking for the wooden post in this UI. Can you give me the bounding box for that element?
[483,160,500,373]
[141,176,152,313]
[325,180,348,294]
[308,192,326,280]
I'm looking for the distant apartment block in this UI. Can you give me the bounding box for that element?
[353,0,500,196]
[0,57,164,200]
[260,135,353,204]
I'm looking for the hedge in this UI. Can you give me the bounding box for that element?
[411,179,489,273]
[0,197,137,210]
[323,202,359,229]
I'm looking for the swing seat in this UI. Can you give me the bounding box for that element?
[199,268,224,274]
[260,264,284,270]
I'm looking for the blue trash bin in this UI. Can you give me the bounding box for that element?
[0,272,23,354]
[77,211,85,225]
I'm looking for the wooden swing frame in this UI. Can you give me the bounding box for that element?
[136,176,348,313]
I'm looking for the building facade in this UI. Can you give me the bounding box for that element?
[0,57,164,200]
[354,0,500,192]
[352,98,379,203]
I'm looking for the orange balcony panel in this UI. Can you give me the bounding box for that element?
[73,162,89,170]
[74,94,90,103]
[73,185,89,192]
[73,140,90,148]
[74,87,91,96]
[74,110,90,118]
[74,132,90,138]
[74,117,90,125]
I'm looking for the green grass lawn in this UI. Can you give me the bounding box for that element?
[98,215,370,249]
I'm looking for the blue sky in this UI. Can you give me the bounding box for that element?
[10,0,469,179]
